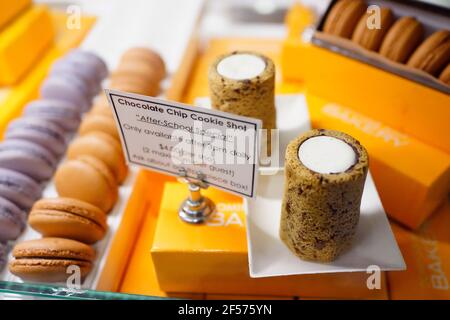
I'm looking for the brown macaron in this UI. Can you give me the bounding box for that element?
[54,155,118,213]
[439,63,450,85]
[407,30,450,76]
[29,198,107,244]
[379,17,424,63]
[9,237,95,282]
[351,7,395,51]
[67,132,127,183]
[79,113,120,141]
[120,47,166,81]
[323,0,367,39]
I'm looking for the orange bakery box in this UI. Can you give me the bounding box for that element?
[149,181,388,299]
[419,200,450,245]
[389,224,450,300]
[281,0,450,154]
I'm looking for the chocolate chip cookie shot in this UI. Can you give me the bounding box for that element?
[279,129,369,262]
[208,51,276,153]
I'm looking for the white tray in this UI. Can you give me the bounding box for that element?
[245,171,405,278]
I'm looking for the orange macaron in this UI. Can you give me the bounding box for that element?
[29,197,107,244]
[379,16,424,63]
[351,7,395,51]
[79,113,120,141]
[407,30,450,76]
[67,132,127,183]
[9,237,95,282]
[323,0,367,39]
[54,155,118,213]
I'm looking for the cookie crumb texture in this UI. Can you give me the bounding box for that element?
[279,129,368,262]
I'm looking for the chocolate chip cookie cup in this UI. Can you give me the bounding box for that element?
[208,51,276,154]
[279,129,369,262]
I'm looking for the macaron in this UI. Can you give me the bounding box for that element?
[67,132,127,183]
[439,63,450,85]
[66,50,108,81]
[120,47,166,81]
[379,17,424,63]
[50,59,100,97]
[323,0,367,39]
[0,241,8,270]
[9,237,95,282]
[0,139,57,181]
[40,74,91,112]
[0,168,42,210]
[89,100,114,119]
[5,117,67,156]
[407,30,450,76]
[24,99,81,131]
[78,114,120,141]
[29,198,107,244]
[351,7,395,51]
[113,58,160,85]
[109,75,159,96]
[54,155,118,213]
[0,197,26,242]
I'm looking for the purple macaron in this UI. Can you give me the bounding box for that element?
[0,197,26,242]
[50,58,101,98]
[23,99,81,131]
[0,139,57,182]
[40,73,91,112]
[0,241,8,269]
[5,117,67,156]
[0,168,42,210]
[66,49,108,81]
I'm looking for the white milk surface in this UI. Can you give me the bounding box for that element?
[216,54,266,80]
[298,136,356,174]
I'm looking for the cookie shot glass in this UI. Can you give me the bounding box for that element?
[279,129,369,262]
[208,51,276,154]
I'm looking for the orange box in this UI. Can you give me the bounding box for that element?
[0,0,30,30]
[150,182,388,299]
[306,93,450,229]
[388,224,450,300]
[118,170,204,299]
[0,6,54,85]
[419,201,450,244]
[281,11,450,154]
[0,11,96,137]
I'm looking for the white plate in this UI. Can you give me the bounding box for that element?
[195,94,311,174]
[244,171,406,278]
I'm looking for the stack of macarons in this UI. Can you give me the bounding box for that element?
[323,0,450,85]
[52,47,167,213]
[0,50,107,247]
[8,47,166,283]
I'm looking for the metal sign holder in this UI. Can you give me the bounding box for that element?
[177,168,215,224]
